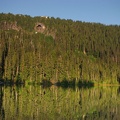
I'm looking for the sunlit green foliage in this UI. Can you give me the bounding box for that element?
[0,13,120,84]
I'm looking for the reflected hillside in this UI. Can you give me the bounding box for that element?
[0,85,120,120]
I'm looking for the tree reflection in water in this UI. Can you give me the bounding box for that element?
[0,85,120,120]
[0,87,5,120]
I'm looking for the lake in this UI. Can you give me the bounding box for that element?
[0,85,120,120]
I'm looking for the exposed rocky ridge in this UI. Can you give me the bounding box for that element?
[0,21,21,31]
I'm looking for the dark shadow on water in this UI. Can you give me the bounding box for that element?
[0,78,94,89]
[40,78,94,90]
[0,78,25,87]
[40,79,53,88]
[55,78,76,90]
[77,80,94,89]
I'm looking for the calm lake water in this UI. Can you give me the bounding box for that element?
[0,85,120,120]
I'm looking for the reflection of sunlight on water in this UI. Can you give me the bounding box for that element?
[0,85,120,120]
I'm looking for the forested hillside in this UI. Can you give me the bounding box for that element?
[0,13,120,85]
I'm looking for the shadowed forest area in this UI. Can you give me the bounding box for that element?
[0,13,120,86]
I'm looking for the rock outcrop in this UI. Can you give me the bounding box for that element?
[34,23,45,33]
[0,21,21,31]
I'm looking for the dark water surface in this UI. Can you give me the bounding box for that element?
[0,85,120,120]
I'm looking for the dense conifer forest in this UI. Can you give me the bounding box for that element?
[0,13,120,85]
